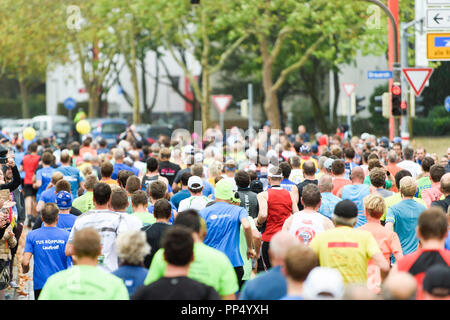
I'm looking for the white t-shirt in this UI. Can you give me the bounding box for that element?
[289,169,304,184]
[68,210,142,272]
[178,195,212,212]
[287,211,328,245]
[397,160,422,179]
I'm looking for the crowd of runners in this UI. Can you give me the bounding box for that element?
[0,124,449,300]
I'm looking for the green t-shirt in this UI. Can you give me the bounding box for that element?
[72,191,94,214]
[38,265,129,300]
[416,176,432,199]
[145,242,238,297]
[239,217,257,281]
[132,211,156,228]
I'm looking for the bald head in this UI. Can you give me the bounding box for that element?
[343,284,377,300]
[441,173,450,195]
[269,231,298,266]
[382,272,417,300]
[318,175,333,193]
[350,166,365,182]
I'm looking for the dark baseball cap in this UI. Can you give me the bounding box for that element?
[334,200,358,219]
[423,265,450,297]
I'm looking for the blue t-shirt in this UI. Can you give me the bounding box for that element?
[40,186,56,204]
[344,162,358,180]
[97,148,110,155]
[57,214,77,233]
[240,266,287,300]
[24,226,70,290]
[386,199,426,255]
[202,180,215,198]
[56,166,83,199]
[112,265,148,296]
[36,167,55,202]
[171,189,191,210]
[445,234,450,251]
[318,192,341,219]
[15,151,25,179]
[148,202,176,224]
[199,202,248,267]
[280,178,296,192]
[341,184,370,227]
[112,163,139,180]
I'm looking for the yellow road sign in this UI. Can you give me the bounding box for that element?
[427,33,450,60]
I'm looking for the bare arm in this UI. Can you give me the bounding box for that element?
[22,252,32,274]
[372,252,390,281]
[290,185,299,213]
[65,243,74,257]
[36,200,45,213]
[385,221,394,232]
[241,217,255,260]
[255,192,268,227]
[282,216,293,232]
[252,229,262,259]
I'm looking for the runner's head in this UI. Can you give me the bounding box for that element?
[101,161,114,179]
[267,166,283,185]
[440,173,450,196]
[162,226,194,267]
[283,243,319,284]
[73,228,102,261]
[235,170,250,189]
[187,176,203,194]
[117,170,134,189]
[381,272,417,300]
[174,209,201,235]
[394,170,412,190]
[399,176,417,198]
[318,175,333,193]
[268,231,298,267]
[332,200,358,227]
[51,171,64,185]
[369,168,386,188]
[153,199,172,221]
[429,164,446,184]
[423,265,450,300]
[279,162,292,179]
[131,190,148,210]
[116,230,150,266]
[93,182,111,207]
[421,156,435,173]
[417,207,448,242]
[301,184,321,210]
[84,174,99,192]
[350,166,364,183]
[148,180,167,201]
[41,203,59,225]
[110,188,129,212]
[55,179,71,194]
[125,175,140,194]
[146,157,158,173]
[363,194,386,220]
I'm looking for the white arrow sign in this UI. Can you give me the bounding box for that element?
[342,83,356,97]
[212,95,232,113]
[402,68,434,96]
[427,9,450,29]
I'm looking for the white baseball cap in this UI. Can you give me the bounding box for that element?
[303,267,344,300]
[194,152,203,163]
[184,145,194,155]
[188,176,203,190]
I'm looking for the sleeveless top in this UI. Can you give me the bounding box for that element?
[262,187,292,242]
[288,211,325,245]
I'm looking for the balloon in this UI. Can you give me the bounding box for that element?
[76,120,91,135]
[23,127,36,141]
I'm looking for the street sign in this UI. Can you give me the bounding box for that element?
[445,96,450,112]
[402,68,434,96]
[342,83,356,96]
[427,33,450,60]
[427,9,450,29]
[64,97,77,110]
[427,0,450,5]
[367,70,393,80]
[212,95,232,113]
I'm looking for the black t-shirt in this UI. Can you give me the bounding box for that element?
[142,222,171,269]
[158,161,181,186]
[173,167,190,185]
[141,175,159,192]
[132,276,220,300]
[431,195,450,214]
[296,179,318,210]
[237,189,259,219]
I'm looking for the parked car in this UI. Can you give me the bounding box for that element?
[31,115,72,143]
[135,124,173,145]
[88,118,128,147]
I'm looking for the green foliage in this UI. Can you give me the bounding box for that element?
[413,105,450,136]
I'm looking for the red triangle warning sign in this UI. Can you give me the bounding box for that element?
[342,83,356,97]
[402,68,433,97]
[212,95,232,113]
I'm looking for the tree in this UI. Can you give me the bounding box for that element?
[139,0,250,132]
[0,0,68,118]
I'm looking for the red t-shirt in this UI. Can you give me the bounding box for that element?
[332,178,352,196]
[262,188,292,242]
[397,248,450,300]
[22,154,40,185]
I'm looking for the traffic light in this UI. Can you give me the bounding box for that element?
[235,99,248,118]
[355,96,366,113]
[409,90,425,117]
[374,92,390,118]
[391,82,402,117]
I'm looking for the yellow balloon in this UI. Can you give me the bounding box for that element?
[23,127,36,141]
[76,120,91,135]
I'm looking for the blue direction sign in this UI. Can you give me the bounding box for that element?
[445,96,450,112]
[367,71,393,80]
[64,97,77,110]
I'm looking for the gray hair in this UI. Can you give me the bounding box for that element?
[331,213,357,228]
[269,231,297,260]
[116,230,151,265]
[318,175,333,193]
[114,149,125,160]
[318,156,328,170]
[388,150,398,163]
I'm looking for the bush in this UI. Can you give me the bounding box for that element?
[413,106,450,136]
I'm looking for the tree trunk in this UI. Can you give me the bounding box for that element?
[131,66,140,125]
[201,68,210,132]
[262,59,281,129]
[332,69,340,130]
[88,90,99,118]
[18,78,29,119]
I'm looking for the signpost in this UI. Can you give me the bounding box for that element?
[64,97,77,120]
[212,95,232,132]
[342,83,356,136]
[445,96,450,112]
[402,68,434,96]
[367,70,393,79]
[427,9,450,29]
[427,33,450,60]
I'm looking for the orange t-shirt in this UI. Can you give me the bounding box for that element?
[358,222,402,293]
[331,178,351,196]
